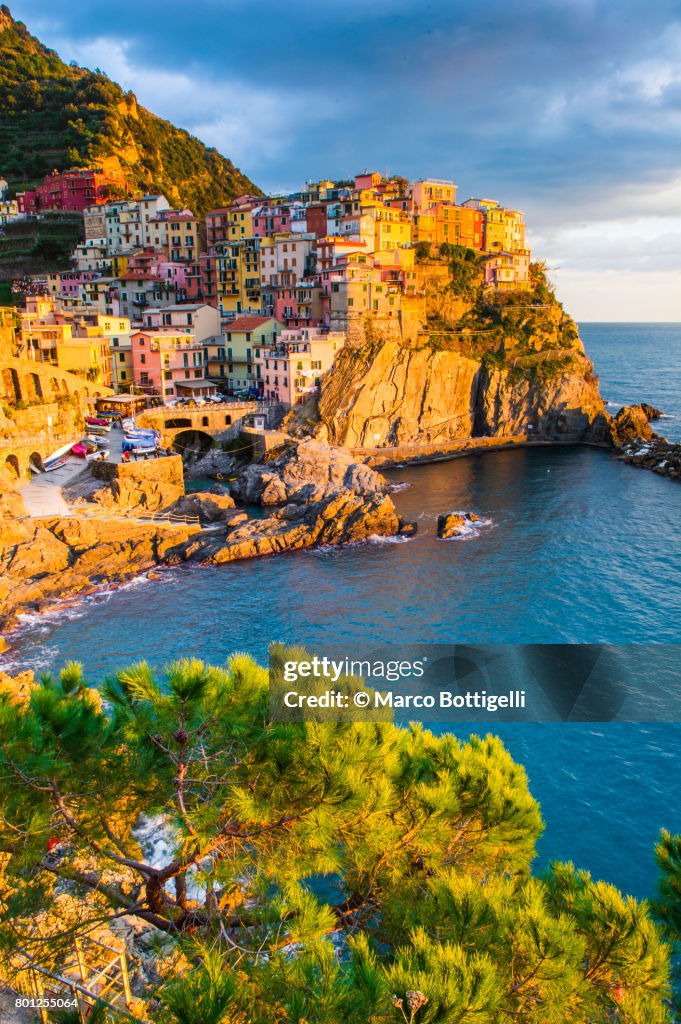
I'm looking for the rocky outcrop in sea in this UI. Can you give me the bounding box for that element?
[0,442,413,632]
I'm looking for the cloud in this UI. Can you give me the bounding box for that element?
[8,0,681,317]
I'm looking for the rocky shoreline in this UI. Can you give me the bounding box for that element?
[0,398,676,643]
[0,441,414,636]
[618,435,681,479]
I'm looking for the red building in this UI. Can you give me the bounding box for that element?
[17,167,127,214]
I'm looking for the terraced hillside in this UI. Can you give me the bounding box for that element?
[0,5,261,213]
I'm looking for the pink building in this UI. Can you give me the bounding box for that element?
[130,328,207,398]
[252,203,292,237]
[255,327,346,406]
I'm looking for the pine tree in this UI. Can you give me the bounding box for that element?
[0,657,672,1022]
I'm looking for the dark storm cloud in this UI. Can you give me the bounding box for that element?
[8,0,681,211]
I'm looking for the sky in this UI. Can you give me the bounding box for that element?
[9,0,681,320]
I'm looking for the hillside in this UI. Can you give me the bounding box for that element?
[0,5,260,213]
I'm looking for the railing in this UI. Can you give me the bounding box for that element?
[62,508,201,527]
[1,938,150,1024]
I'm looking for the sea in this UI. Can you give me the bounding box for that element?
[2,322,680,900]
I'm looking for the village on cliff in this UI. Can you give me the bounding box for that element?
[0,168,530,415]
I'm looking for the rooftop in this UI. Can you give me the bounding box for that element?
[226,315,275,331]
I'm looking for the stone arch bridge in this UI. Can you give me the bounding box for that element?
[135,401,270,454]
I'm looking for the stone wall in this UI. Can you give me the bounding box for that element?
[91,455,185,511]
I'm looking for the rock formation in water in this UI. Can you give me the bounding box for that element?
[231,439,389,504]
[0,441,410,631]
[437,511,480,539]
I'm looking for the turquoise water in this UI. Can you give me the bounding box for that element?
[3,323,681,899]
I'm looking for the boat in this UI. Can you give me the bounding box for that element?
[85,416,110,427]
[43,457,69,472]
[72,439,99,457]
[124,427,160,442]
[86,449,109,462]
[122,438,158,455]
[43,441,76,470]
[86,434,110,448]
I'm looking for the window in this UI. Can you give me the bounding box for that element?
[140,353,146,364]
[121,371,127,380]
[164,370,172,380]
[195,370,202,378]
[185,371,190,379]
[119,353,125,362]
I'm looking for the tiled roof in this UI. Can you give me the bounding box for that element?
[226,315,273,331]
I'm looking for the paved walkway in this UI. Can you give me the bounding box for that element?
[19,457,85,518]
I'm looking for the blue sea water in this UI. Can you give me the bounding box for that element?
[3,322,681,900]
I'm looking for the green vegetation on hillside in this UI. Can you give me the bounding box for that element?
[0,656,673,1022]
[0,211,83,279]
[0,5,260,213]
[416,250,588,384]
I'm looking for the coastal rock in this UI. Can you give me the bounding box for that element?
[185,449,241,479]
[197,489,402,564]
[619,437,681,480]
[0,669,35,705]
[231,439,387,505]
[318,308,608,449]
[610,405,654,446]
[0,488,26,519]
[641,403,663,421]
[90,457,185,512]
[167,491,235,524]
[0,516,198,631]
[437,511,481,538]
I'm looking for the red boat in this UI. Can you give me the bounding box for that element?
[85,416,109,427]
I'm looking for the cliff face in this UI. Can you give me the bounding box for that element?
[318,285,609,449]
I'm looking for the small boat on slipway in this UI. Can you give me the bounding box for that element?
[43,441,77,471]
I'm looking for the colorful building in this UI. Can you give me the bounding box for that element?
[480,251,531,291]
[413,204,483,250]
[129,303,220,398]
[254,327,345,406]
[410,179,458,211]
[205,315,280,391]
[17,165,128,214]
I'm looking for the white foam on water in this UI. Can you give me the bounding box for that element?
[387,481,411,492]
[367,533,411,545]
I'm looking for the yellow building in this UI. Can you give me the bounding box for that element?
[462,199,527,254]
[55,332,112,386]
[370,204,412,250]
[18,299,126,387]
[212,241,262,316]
[339,203,412,251]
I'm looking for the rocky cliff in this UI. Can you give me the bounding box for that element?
[318,269,610,449]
